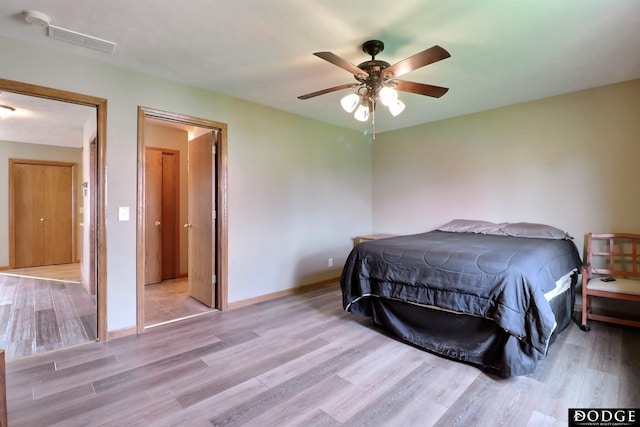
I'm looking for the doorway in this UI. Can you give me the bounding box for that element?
[137,107,228,332]
[0,78,107,355]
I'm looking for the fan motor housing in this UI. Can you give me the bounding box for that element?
[355,60,391,83]
[357,40,391,82]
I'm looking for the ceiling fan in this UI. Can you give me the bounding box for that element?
[298,40,451,124]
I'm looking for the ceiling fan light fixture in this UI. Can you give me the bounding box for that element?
[298,39,450,133]
[340,93,360,113]
[379,86,398,107]
[388,99,406,117]
[0,105,15,119]
[353,103,370,122]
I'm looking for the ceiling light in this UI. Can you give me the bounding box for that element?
[299,40,450,139]
[353,103,370,122]
[340,93,360,113]
[379,86,398,107]
[388,99,406,117]
[0,105,16,119]
[341,84,405,121]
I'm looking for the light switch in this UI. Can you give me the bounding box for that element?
[118,206,130,222]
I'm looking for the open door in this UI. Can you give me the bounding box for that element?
[187,131,216,307]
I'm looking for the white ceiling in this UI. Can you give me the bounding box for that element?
[0,90,94,147]
[1,0,639,145]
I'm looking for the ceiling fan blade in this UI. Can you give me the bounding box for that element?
[395,80,449,98]
[314,52,369,78]
[383,45,450,79]
[298,83,360,100]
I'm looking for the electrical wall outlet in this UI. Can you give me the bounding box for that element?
[328,258,333,267]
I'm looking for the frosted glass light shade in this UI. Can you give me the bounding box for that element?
[388,100,406,117]
[379,87,397,106]
[353,104,370,122]
[340,93,360,113]
[0,105,15,119]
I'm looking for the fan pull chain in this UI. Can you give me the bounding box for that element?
[372,106,376,140]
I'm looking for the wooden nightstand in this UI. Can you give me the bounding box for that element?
[353,233,397,246]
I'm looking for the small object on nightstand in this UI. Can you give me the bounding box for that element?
[600,277,616,282]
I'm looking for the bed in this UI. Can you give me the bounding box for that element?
[340,220,582,377]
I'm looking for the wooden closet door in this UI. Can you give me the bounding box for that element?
[42,164,74,265]
[161,152,177,280]
[145,149,163,285]
[144,148,179,285]
[11,160,75,268]
[13,163,46,267]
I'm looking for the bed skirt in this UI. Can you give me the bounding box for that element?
[363,275,576,377]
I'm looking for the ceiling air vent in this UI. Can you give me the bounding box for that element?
[48,25,117,54]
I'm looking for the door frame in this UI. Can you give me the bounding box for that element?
[136,106,228,333]
[0,77,108,342]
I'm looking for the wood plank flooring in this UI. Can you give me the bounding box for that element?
[0,269,97,360]
[145,279,211,327]
[0,264,82,282]
[1,263,208,359]
[4,284,639,426]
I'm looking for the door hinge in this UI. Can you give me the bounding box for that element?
[212,145,217,155]
[212,274,217,284]
[213,210,217,220]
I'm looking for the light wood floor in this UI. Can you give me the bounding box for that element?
[144,278,211,327]
[0,264,97,360]
[0,263,82,282]
[0,264,209,360]
[4,284,639,426]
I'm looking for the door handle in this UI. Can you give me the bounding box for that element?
[184,223,193,229]
[155,221,161,227]
[39,218,44,222]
